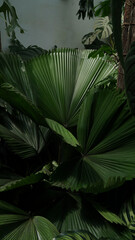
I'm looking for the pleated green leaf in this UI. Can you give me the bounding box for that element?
[120,193,135,238]
[0,201,27,215]
[0,111,49,159]
[46,192,131,240]
[0,50,116,127]
[54,231,98,240]
[111,0,124,68]
[93,204,125,225]
[0,83,46,126]
[0,83,79,148]
[0,201,59,240]
[24,49,116,126]
[0,53,33,100]
[52,88,135,193]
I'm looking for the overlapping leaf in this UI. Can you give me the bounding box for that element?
[0,49,116,127]
[120,193,135,238]
[0,83,79,148]
[46,192,131,240]
[25,49,116,126]
[0,111,49,159]
[54,231,98,240]
[52,88,135,193]
[0,172,45,192]
[0,201,59,240]
[94,17,112,40]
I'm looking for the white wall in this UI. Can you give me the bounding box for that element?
[0,0,98,51]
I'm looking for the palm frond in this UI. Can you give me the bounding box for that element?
[0,49,116,127]
[0,201,59,240]
[120,193,135,238]
[0,83,80,150]
[54,231,98,240]
[0,83,46,126]
[46,192,131,240]
[0,109,49,158]
[24,49,116,126]
[52,88,135,193]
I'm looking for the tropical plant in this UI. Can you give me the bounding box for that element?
[0,46,135,240]
[0,0,24,39]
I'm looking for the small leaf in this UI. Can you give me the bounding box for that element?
[46,118,79,147]
[0,172,45,192]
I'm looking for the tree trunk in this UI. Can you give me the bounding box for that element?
[0,32,1,51]
[117,0,135,89]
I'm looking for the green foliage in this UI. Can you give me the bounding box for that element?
[0,48,134,240]
[0,201,59,240]
[0,0,24,39]
[54,231,98,240]
[77,0,94,19]
[9,39,48,60]
[51,88,135,193]
[88,45,116,58]
[95,0,111,17]
[120,193,135,238]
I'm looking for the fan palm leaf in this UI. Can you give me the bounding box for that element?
[51,88,135,193]
[0,201,59,240]
[120,193,135,238]
[45,192,131,240]
[0,49,116,127]
[54,231,98,240]
[0,83,79,148]
[0,104,49,159]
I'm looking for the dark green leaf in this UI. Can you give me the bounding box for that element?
[0,83,46,127]
[0,201,59,240]
[0,172,45,192]
[52,88,135,193]
[25,49,116,126]
[9,39,48,60]
[0,0,24,38]
[46,118,79,147]
[54,231,98,240]
[95,0,111,17]
[46,192,131,240]
[0,112,49,159]
[77,0,94,19]
[120,193,135,237]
